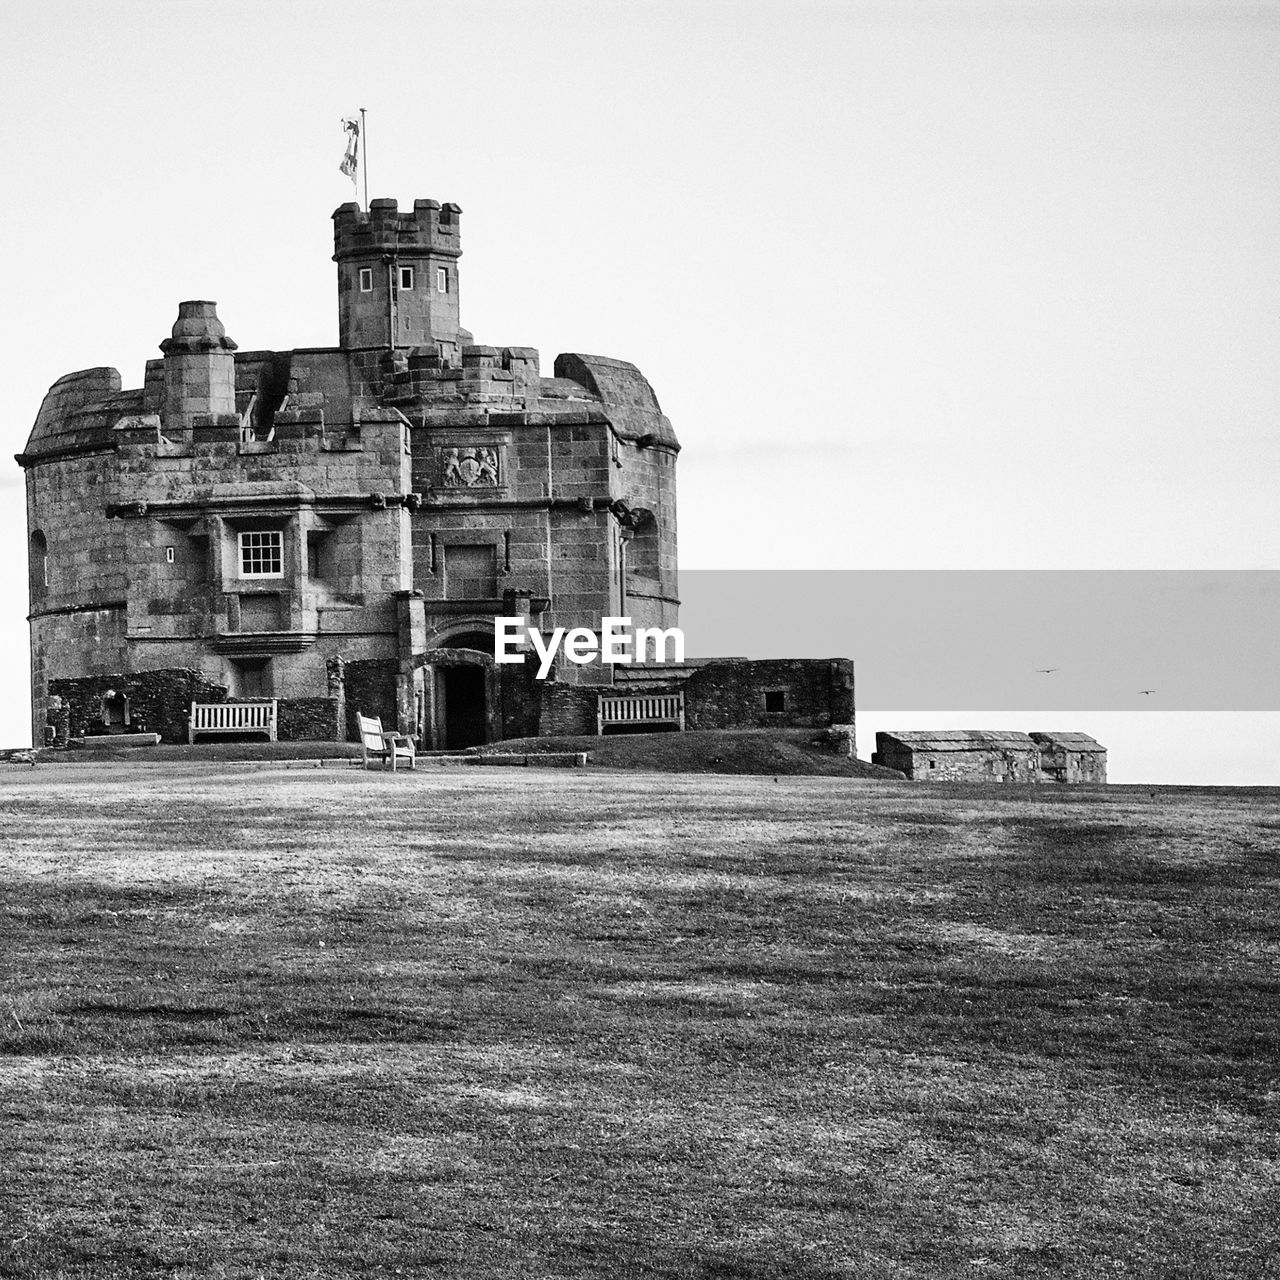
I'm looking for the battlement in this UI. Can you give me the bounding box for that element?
[333,198,462,262]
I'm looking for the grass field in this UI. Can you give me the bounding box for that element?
[39,728,901,778]
[0,761,1277,1279]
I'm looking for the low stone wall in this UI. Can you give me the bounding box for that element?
[277,698,342,742]
[50,668,230,746]
[498,662,542,740]
[538,684,597,737]
[44,656,861,749]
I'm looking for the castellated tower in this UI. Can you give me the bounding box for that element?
[333,198,464,350]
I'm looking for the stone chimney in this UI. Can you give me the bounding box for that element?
[160,300,238,436]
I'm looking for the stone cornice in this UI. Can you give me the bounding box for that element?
[105,494,419,520]
[210,632,318,655]
[28,600,127,621]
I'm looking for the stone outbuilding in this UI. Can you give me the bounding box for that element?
[872,730,1043,782]
[1029,731,1107,783]
[872,729,1106,783]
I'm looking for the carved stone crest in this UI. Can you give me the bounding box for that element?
[439,445,500,488]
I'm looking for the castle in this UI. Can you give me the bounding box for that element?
[21,197,856,749]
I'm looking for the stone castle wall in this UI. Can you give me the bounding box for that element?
[683,659,855,733]
[339,657,399,741]
[50,667,346,746]
[50,668,230,744]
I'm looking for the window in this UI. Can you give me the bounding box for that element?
[30,530,48,602]
[764,690,786,714]
[399,266,414,291]
[239,530,283,578]
[436,267,448,294]
[358,268,373,292]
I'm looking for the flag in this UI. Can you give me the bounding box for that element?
[339,116,360,183]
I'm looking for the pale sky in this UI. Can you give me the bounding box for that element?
[2,0,1278,781]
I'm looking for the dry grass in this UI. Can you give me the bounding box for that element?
[0,762,1277,1278]
[472,730,902,777]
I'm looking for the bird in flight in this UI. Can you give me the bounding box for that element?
[1138,689,1156,695]
[1036,668,1060,674]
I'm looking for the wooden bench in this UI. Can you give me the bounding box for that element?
[357,712,416,771]
[188,700,278,744]
[597,692,685,735]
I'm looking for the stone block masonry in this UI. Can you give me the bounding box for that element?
[44,697,71,749]
[340,658,399,741]
[683,659,855,736]
[538,684,597,738]
[276,698,342,742]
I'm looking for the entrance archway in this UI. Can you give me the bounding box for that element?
[441,665,487,748]
[415,624,498,751]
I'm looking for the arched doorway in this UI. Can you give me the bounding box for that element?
[100,689,130,733]
[417,626,497,751]
[441,665,487,748]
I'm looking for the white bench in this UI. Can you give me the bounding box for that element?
[189,700,278,744]
[357,712,416,771]
[597,692,685,735]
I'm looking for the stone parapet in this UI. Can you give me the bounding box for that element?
[332,198,462,261]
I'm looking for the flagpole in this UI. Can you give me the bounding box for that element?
[360,107,368,210]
